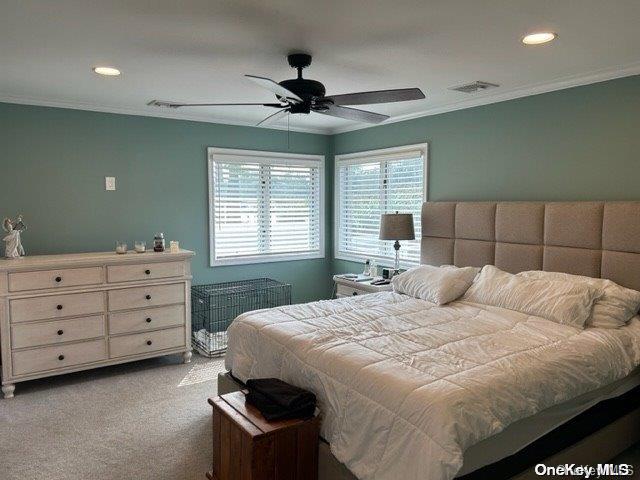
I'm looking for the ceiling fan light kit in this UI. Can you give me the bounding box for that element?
[148,53,425,126]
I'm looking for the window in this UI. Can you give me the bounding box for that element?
[334,143,428,267]
[208,148,324,266]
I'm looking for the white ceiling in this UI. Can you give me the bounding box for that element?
[1,0,639,134]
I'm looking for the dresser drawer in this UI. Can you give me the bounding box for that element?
[107,261,184,283]
[12,339,107,376]
[109,305,185,335]
[108,283,184,311]
[109,326,185,358]
[9,266,103,292]
[10,291,105,323]
[11,315,105,349]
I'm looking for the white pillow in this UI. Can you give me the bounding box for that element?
[392,265,479,305]
[462,265,602,328]
[518,271,640,328]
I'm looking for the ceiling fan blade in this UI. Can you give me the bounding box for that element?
[256,108,290,127]
[316,104,389,124]
[325,88,425,106]
[148,100,283,109]
[245,75,303,103]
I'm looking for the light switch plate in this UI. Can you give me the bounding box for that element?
[105,176,116,191]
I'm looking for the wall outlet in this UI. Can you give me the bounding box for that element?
[105,176,116,191]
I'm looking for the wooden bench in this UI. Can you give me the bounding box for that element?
[207,391,320,480]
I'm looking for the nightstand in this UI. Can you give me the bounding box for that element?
[333,275,393,298]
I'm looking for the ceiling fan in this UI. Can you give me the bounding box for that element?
[148,53,425,126]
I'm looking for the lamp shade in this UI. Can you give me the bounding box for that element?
[379,213,415,240]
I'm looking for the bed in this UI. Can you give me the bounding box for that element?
[220,201,640,480]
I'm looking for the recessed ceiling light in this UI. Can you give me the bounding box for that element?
[93,66,121,76]
[521,32,557,45]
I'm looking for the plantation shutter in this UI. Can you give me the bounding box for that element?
[211,152,322,263]
[337,149,424,266]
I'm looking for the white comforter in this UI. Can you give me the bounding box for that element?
[225,292,640,480]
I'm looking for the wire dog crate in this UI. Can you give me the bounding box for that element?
[191,278,291,357]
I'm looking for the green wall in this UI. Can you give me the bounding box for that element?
[0,103,333,303]
[332,75,640,274]
[2,76,640,300]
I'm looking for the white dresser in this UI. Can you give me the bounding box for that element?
[0,249,194,398]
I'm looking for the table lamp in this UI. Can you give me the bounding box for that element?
[379,212,415,276]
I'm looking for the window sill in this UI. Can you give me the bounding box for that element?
[211,251,325,266]
[334,252,418,270]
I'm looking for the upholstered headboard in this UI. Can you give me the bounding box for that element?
[421,202,640,291]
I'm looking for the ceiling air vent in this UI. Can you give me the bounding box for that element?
[147,100,180,108]
[449,81,499,94]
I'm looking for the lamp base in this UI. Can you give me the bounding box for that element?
[394,240,401,274]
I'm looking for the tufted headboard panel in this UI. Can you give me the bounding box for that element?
[421,201,640,291]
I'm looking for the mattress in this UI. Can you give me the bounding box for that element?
[225,292,640,480]
[458,365,640,475]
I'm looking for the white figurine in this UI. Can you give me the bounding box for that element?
[2,215,26,259]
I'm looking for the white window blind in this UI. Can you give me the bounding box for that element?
[335,145,427,267]
[209,148,324,266]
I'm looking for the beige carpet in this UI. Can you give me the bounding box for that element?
[0,353,226,480]
[3,355,640,480]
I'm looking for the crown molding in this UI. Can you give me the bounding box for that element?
[0,94,331,135]
[329,61,640,135]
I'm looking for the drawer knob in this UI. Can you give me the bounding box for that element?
[145,269,151,275]
[57,329,64,335]
[58,354,65,361]
[352,291,358,296]
[55,276,62,283]
[145,294,152,300]
[146,340,153,346]
[56,304,63,310]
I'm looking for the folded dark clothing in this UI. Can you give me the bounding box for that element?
[246,378,316,410]
[247,390,315,421]
[246,378,316,421]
